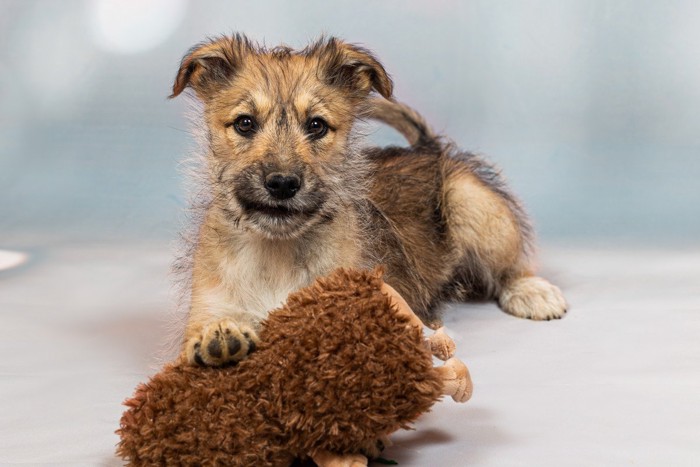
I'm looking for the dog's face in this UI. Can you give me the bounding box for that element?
[171,35,392,239]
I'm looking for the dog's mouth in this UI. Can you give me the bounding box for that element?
[235,194,325,222]
[239,199,309,218]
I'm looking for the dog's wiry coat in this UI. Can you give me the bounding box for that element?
[170,35,567,366]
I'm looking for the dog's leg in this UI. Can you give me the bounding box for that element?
[179,258,262,366]
[311,450,368,467]
[442,166,567,320]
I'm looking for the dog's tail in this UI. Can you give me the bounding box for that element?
[366,97,439,148]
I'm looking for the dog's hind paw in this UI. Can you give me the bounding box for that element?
[498,276,567,321]
[183,319,260,366]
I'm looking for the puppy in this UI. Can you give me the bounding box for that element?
[169,35,567,366]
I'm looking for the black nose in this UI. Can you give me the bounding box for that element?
[264,173,301,200]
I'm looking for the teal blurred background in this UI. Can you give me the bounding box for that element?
[1,0,699,247]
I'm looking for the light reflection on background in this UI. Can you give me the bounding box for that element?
[1,0,699,247]
[89,0,187,54]
[0,250,28,271]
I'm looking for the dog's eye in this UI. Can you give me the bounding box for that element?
[306,118,328,139]
[232,115,257,136]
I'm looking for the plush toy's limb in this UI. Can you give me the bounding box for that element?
[428,327,456,361]
[426,319,444,330]
[310,450,368,467]
[381,282,457,360]
[437,357,473,403]
[380,282,425,329]
[382,280,472,403]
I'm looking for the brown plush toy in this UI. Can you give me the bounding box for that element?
[117,268,472,466]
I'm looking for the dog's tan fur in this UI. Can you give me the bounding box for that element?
[170,35,567,366]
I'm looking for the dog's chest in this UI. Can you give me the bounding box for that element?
[218,237,337,319]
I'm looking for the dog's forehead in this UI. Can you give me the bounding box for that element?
[218,55,340,119]
[249,56,323,100]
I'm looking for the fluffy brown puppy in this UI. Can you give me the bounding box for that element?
[170,35,567,367]
[117,269,471,466]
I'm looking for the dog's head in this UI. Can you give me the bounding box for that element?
[171,35,393,239]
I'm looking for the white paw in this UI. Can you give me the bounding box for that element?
[499,276,567,321]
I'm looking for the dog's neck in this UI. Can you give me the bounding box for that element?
[209,203,367,277]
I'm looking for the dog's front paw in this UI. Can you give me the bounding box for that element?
[499,276,567,321]
[184,319,260,366]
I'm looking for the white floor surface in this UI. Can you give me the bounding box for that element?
[1,243,698,466]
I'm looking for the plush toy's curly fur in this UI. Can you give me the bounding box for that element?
[117,269,445,466]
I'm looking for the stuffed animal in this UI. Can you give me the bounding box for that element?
[116,268,472,466]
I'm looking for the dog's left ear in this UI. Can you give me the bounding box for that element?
[312,38,393,99]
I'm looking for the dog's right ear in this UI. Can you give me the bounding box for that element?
[170,35,252,100]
